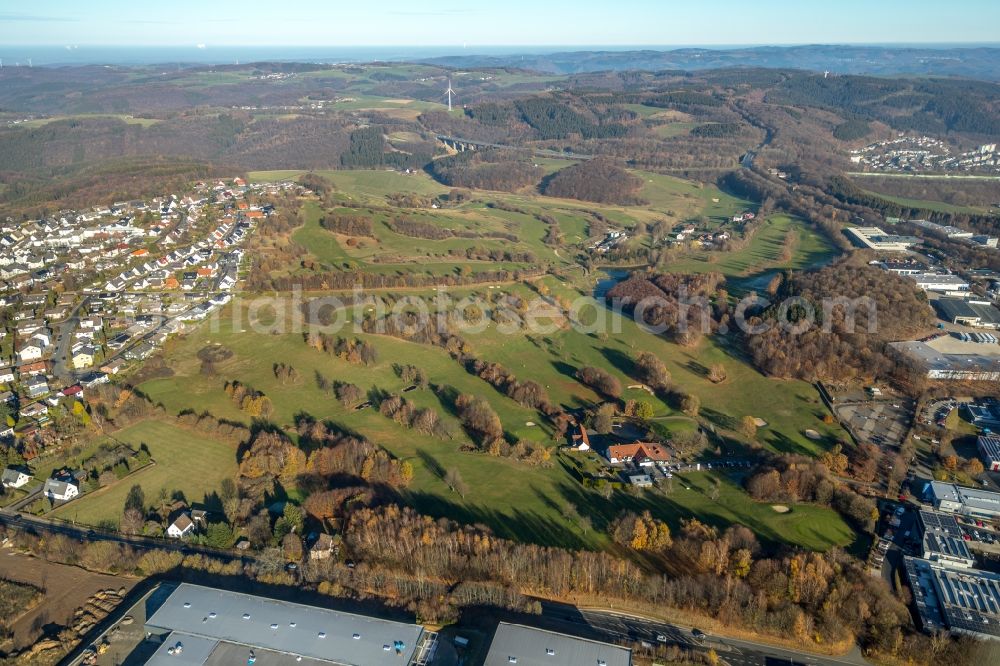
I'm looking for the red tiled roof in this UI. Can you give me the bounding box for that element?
[607,442,670,462]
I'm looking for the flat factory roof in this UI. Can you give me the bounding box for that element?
[890,341,1000,375]
[144,583,424,665]
[483,622,632,666]
[928,481,1000,515]
[980,435,1000,460]
[905,557,1000,641]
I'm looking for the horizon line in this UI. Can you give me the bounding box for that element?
[4,41,1000,49]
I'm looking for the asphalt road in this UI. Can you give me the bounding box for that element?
[0,509,246,563]
[538,601,870,666]
[51,297,89,383]
[0,510,873,666]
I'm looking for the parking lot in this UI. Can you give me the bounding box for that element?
[616,459,754,484]
[835,398,915,448]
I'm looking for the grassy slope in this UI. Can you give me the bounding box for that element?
[136,272,852,550]
[661,214,837,291]
[131,168,854,552]
[862,189,993,215]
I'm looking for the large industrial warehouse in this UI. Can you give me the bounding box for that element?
[140,583,436,665]
[483,623,632,666]
[904,557,1000,641]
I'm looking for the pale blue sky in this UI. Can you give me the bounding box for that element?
[1,1,998,47]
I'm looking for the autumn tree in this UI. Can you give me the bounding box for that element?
[121,484,145,535]
[610,510,672,552]
[455,393,504,447]
[576,366,623,400]
[634,351,671,390]
[820,444,850,475]
[707,364,727,383]
[964,457,985,476]
[444,468,469,498]
[681,393,701,417]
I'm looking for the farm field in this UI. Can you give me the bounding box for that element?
[0,552,137,652]
[49,420,238,528]
[12,113,161,128]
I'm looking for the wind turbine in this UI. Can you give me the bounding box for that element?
[444,78,455,112]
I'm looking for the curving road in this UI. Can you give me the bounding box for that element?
[537,601,870,666]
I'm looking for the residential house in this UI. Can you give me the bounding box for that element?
[57,384,84,400]
[605,442,671,466]
[43,477,80,502]
[628,473,653,487]
[1,466,31,489]
[72,346,96,369]
[18,361,48,377]
[167,513,195,539]
[20,401,48,418]
[100,358,127,375]
[0,367,14,384]
[569,423,591,451]
[80,371,109,387]
[309,533,337,561]
[25,376,49,399]
[17,344,43,363]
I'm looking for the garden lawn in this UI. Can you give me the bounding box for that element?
[49,420,238,529]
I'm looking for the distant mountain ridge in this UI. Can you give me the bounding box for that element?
[419,45,1000,80]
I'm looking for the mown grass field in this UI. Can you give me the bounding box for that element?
[252,166,752,279]
[861,189,994,215]
[661,214,838,291]
[49,420,238,528]
[131,167,856,552]
[136,267,853,550]
[654,122,703,138]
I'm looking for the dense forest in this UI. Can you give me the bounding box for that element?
[340,126,432,169]
[606,272,725,346]
[427,148,542,191]
[543,157,647,205]
[745,262,933,382]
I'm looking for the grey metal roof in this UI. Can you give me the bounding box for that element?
[145,632,219,666]
[144,584,424,665]
[907,558,1000,641]
[143,632,334,666]
[979,435,1000,461]
[928,481,1000,517]
[935,298,978,322]
[483,623,632,666]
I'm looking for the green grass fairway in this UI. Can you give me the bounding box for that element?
[551,465,854,552]
[862,190,994,215]
[50,420,238,528]
[662,215,837,291]
[660,471,855,550]
[653,122,702,138]
[134,276,852,551]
